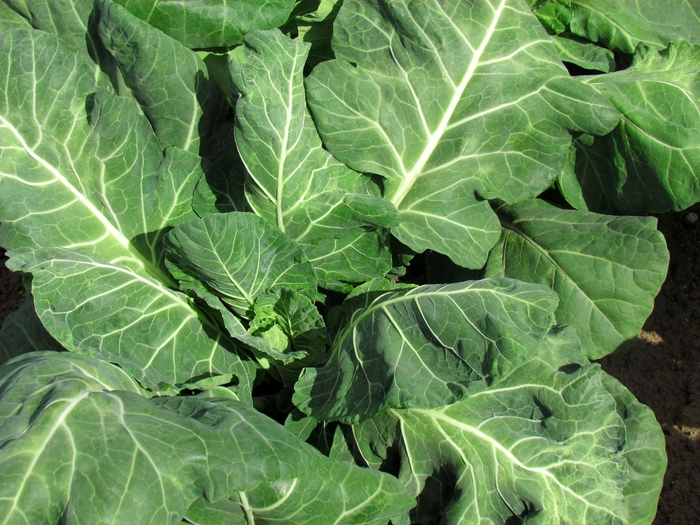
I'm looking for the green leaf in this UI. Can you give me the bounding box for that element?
[534,0,700,53]
[230,29,399,289]
[163,212,317,317]
[485,199,669,359]
[184,453,414,525]
[2,0,121,88]
[110,0,296,49]
[293,279,559,424]
[0,296,64,365]
[568,40,700,214]
[6,248,256,397]
[0,352,331,525]
[551,33,615,72]
[293,0,342,68]
[306,0,620,268]
[349,337,665,524]
[98,0,224,154]
[0,30,203,271]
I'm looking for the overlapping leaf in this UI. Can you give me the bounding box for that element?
[230,29,399,289]
[294,279,559,424]
[0,352,338,525]
[110,0,296,49]
[185,454,414,525]
[306,0,619,268]
[164,213,317,317]
[0,296,63,364]
[7,248,256,396]
[348,329,666,525]
[561,40,700,214]
[1,0,120,88]
[485,199,669,358]
[531,0,700,53]
[98,0,224,154]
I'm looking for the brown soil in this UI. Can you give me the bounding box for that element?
[1,204,699,523]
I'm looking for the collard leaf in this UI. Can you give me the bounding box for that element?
[348,335,666,525]
[0,296,64,365]
[0,352,331,525]
[163,213,317,317]
[110,0,296,49]
[230,29,398,289]
[485,199,669,358]
[293,279,559,424]
[185,452,414,525]
[566,40,700,214]
[306,0,620,268]
[0,30,204,272]
[551,33,615,72]
[6,248,256,397]
[98,0,224,154]
[2,0,120,88]
[533,0,700,53]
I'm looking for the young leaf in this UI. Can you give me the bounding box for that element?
[306,0,620,268]
[294,279,559,424]
[485,199,669,358]
[230,29,399,289]
[163,213,317,317]
[551,33,615,72]
[566,40,700,214]
[6,248,257,396]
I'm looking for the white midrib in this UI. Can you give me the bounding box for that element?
[276,51,299,233]
[0,115,133,254]
[390,0,506,209]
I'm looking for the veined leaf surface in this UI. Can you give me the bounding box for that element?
[294,279,559,424]
[7,248,256,396]
[0,352,325,525]
[98,0,224,154]
[349,336,665,525]
[111,0,296,49]
[306,0,619,268]
[486,199,669,358]
[230,29,399,289]
[532,0,700,53]
[164,213,317,317]
[563,40,700,214]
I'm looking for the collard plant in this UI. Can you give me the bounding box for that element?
[1,0,694,523]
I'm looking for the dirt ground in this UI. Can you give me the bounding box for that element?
[1,203,699,524]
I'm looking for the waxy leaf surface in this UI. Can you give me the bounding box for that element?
[306,0,619,268]
[294,279,558,423]
[230,29,399,289]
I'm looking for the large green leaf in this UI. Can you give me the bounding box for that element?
[294,279,559,424]
[184,453,414,525]
[163,213,317,317]
[348,330,666,525]
[532,0,700,53]
[2,0,120,88]
[306,0,620,268]
[230,29,399,289]
[0,30,202,270]
[6,248,256,396]
[98,0,224,154]
[0,352,347,525]
[110,0,296,49]
[561,40,700,214]
[485,199,669,358]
